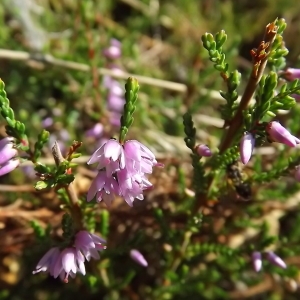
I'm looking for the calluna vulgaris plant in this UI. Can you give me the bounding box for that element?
[2,18,300,298]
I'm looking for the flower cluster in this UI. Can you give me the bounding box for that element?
[252,251,286,272]
[33,231,106,282]
[0,137,19,176]
[87,139,158,207]
[240,121,300,165]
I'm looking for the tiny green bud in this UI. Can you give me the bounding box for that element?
[215,30,227,49]
[35,181,48,190]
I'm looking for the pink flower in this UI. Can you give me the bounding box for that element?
[117,169,152,206]
[251,251,262,272]
[33,231,106,282]
[88,139,125,173]
[103,39,122,60]
[74,231,106,261]
[283,68,300,81]
[33,247,60,276]
[109,111,122,127]
[130,249,148,267]
[0,159,20,176]
[87,170,119,206]
[124,140,157,174]
[108,93,125,112]
[195,144,212,157]
[33,247,85,282]
[52,248,86,282]
[87,139,159,206]
[240,132,255,164]
[0,137,19,176]
[0,137,18,165]
[266,121,300,147]
[86,123,104,138]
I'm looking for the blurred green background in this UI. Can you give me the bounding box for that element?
[1,0,300,299]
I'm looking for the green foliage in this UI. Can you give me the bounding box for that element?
[0,79,29,149]
[2,1,300,300]
[119,77,140,143]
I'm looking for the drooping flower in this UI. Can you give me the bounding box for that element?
[52,247,86,282]
[33,231,106,282]
[87,139,159,206]
[130,249,148,267]
[87,170,119,206]
[266,121,300,147]
[240,132,255,165]
[266,251,287,269]
[33,247,85,282]
[74,231,106,261]
[195,144,212,157]
[123,140,157,174]
[33,247,60,276]
[117,169,152,206]
[251,251,262,272]
[87,139,125,173]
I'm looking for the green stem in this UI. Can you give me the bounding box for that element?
[52,142,83,230]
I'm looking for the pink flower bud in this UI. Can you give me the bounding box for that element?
[130,249,148,267]
[266,121,300,147]
[240,132,255,165]
[266,251,286,269]
[284,68,300,81]
[251,251,262,272]
[195,144,212,157]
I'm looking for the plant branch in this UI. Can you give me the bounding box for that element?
[219,21,278,153]
[52,141,83,229]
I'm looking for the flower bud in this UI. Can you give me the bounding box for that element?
[284,68,300,81]
[251,251,262,272]
[240,132,255,165]
[130,249,148,267]
[195,144,212,157]
[266,251,286,269]
[266,121,300,147]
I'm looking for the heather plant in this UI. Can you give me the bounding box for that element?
[2,1,300,300]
